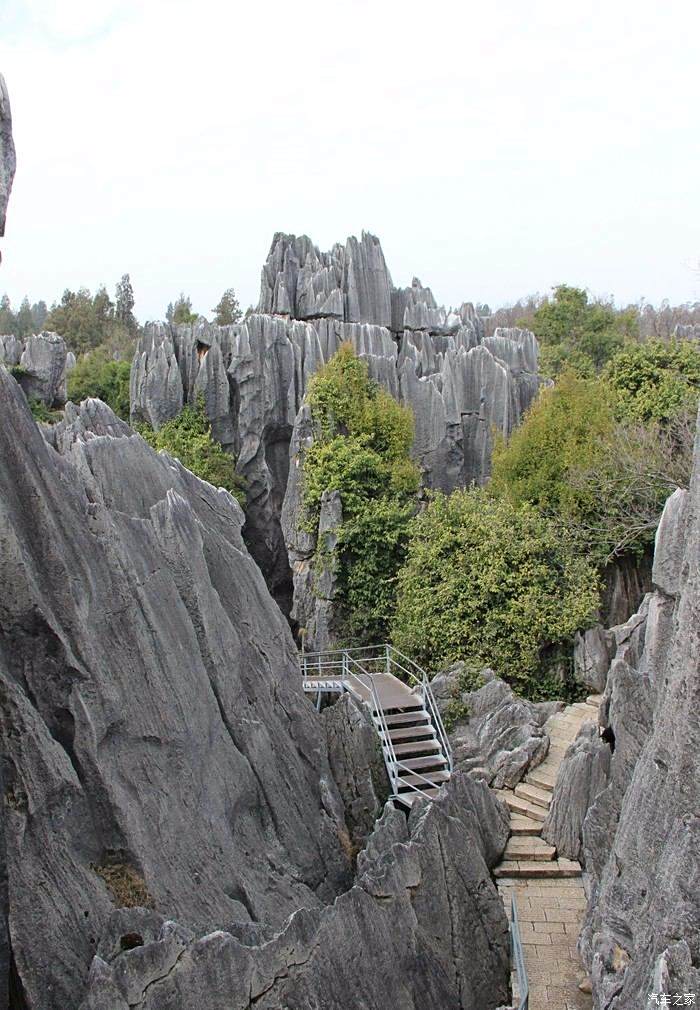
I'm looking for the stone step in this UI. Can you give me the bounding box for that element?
[514,782,551,809]
[504,837,556,861]
[494,857,582,879]
[494,790,547,823]
[510,815,543,835]
[526,768,556,793]
[586,694,602,707]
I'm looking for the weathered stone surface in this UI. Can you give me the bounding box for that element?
[542,723,610,860]
[322,693,390,849]
[431,667,558,788]
[573,624,615,692]
[578,407,700,1009]
[79,774,511,1010]
[0,74,15,242]
[600,550,652,627]
[0,378,360,1007]
[651,487,688,596]
[5,330,70,406]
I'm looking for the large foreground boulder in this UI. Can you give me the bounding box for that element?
[78,774,511,1010]
[0,73,14,242]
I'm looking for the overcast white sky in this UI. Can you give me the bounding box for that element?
[1,0,699,322]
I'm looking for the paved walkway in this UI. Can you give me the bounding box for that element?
[492,696,602,1010]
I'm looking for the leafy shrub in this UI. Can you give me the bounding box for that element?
[391,488,600,699]
[302,345,420,641]
[28,397,61,425]
[67,348,131,419]
[137,399,246,506]
[490,370,615,529]
[603,339,700,424]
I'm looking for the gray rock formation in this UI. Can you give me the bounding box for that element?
[572,408,700,1009]
[322,693,390,851]
[0,378,356,1007]
[430,666,560,788]
[130,234,541,620]
[0,379,513,1008]
[0,74,15,243]
[542,723,610,860]
[0,330,74,406]
[78,774,511,1010]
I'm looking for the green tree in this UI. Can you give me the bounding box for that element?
[67,349,132,420]
[45,288,112,353]
[212,287,242,325]
[169,293,198,326]
[31,300,48,331]
[137,398,246,505]
[0,294,15,334]
[603,339,700,424]
[531,285,628,376]
[302,345,420,641]
[115,274,137,335]
[15,296,34,338]
[392,488,600,699]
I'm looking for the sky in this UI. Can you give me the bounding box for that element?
[0,0,699,322]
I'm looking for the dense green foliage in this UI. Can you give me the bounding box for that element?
[67,349,132,420]
[528,285,637,377]
[45,285,135,355]
[302,345,419,642]
[603,339,700,424]
[392,489,599,699]
[166,293,198,326]
[490,363,695,562]
[137,399,246,505]
[0,294,47,337]
[28,397,61,425]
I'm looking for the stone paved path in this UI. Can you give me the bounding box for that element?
[491,695,602,1009]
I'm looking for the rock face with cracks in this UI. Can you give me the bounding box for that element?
[0,377,512,1009]
[78,774,511,1010]
[130,232,540,621]
[0,73,14,243]
[543,410,700,1010]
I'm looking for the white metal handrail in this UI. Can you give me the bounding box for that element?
[300,643,453,803]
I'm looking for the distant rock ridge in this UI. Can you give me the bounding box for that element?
[0,330,75,406]
[131,232,540,614]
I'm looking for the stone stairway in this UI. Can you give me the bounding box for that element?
[494,694,602,1010]
[493,694,601,879]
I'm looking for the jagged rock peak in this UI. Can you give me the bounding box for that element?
[0,330,75,406]
[0,73,15,241]
[258,230,393,327]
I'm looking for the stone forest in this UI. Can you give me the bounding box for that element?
[0,69,698,1010]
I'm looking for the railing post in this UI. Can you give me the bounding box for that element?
[385,642,390,676]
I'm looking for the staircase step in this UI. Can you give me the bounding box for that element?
[382,725,435,743]
[376,699,424,714]
[514,783,551,809]
[526,768,556,793]
[494,790,547,823]
[382,710,429,727]
[391,738,442,757]
[397,754,449,771]
[504,838,556,861]
[510,815,543,835]
[398,770,451,788]
[397,787,441,807]
[494,858,582,879]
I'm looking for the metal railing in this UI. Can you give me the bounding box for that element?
[510,894,529,1010]
[300,643,453,803]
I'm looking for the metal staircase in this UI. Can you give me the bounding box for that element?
[300,644,453,808]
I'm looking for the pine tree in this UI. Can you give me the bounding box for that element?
[115,274,137,334]
[0,294,16,334]
[212,287,242,325]
[171,293,197,326]
[16,296,34,337]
